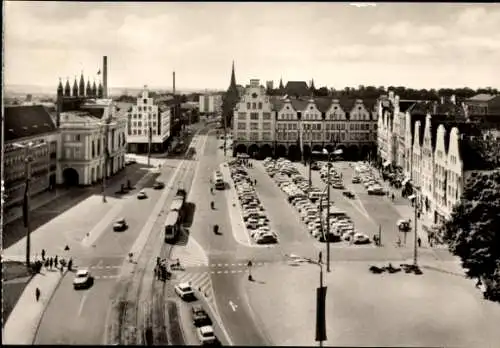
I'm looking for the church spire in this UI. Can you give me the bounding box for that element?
[230,60,236,88]
[86,78,92,96]
[279,77,284,90]
[64,78,71,97]
[79,71,85,96]
[72,77,79,97]
[57,78,63,97]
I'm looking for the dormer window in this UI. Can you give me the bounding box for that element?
[310,106,314,110]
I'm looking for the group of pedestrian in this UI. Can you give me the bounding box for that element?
[154,257,177,281]
[40,248,73,272]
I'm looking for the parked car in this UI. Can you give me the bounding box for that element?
[353,233,371,244]
[113,218,128,231]
[73,269,93,289]
[342,191,355,199]
[174,282,195,300]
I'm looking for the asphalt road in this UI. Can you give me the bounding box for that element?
[33,161,183,344]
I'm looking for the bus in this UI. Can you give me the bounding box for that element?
[164,210,181,243]
[213,171,225,190]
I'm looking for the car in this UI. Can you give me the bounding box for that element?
[137,190,148,199]
[192,305,212,327]
[153,181,165,190]
[353,233,371,245]
[246,218,259,229]
[397,219,412,232]
[342,191,355,199]
[197,325,217,345]
[113,218,128,231]
[73,269,92,289]
[174,282,195,300]
[125,158,137,165]
[351,176,360,183]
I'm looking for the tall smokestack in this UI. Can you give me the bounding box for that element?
[173,71,176,95]
[103,56,108,98]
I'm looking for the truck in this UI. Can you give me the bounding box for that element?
[164,187,188,243]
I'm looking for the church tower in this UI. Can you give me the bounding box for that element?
[86,79,92,96]
[79,72,85,96]
[72,77,79,97]
[64,78,71,97]
[222,60,239,129]
[279,77,284,90]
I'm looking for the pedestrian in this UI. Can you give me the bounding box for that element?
[44,259,49,268]
[54,255,58,267]
[41,249,46,261]
[35,287,41,302]
[254,179,257,185]
[49,257,53,269]
[391,193,395,201]
[68,258,73,271]
[418,237,422,248]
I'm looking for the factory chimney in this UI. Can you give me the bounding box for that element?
[103,56,108,98]
[173,71,176,95]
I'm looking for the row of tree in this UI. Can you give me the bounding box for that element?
[266,85,498,101]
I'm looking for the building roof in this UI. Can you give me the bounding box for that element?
[467,93,497,102]
[284,81,310,97]
[314,97,333,113]
[4,105,57,143]
[399,101,416,113]
[289,98,309,112]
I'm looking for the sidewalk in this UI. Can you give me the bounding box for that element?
[2,266,67,344]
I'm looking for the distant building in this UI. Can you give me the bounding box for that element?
[199,94,222,115]
[266,80,274,91]
[3,105,60,208]
[126,86,170,154]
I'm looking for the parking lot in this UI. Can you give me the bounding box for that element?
[226,161,278,245]
[259,158,373,247]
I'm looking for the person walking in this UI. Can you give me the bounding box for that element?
[68,258,73,271]
[417,237,422,248]
[35,288,41,302]
[49,257,53,269]
[41,249,46,261]
[54,255,58,267]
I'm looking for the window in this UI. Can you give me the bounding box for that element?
[262,122,271,130]
[76,134,81,141]
[262,132,272,140]
[250,122,259,130]
[250,132,259,141]
[237,122,246,130]
[250,113,259,120]
[143,99,147,104]
[138,106,142,112]
[238,112,247,119]
[263,112,271,120]
[258,102,262,109]
[252,102,256,109]
[138,129,142,135]
[247,103,250,109]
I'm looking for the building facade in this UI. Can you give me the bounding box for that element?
[59,98,127,186]
[199,94,222,115]
[232,79,378,161]
[3,105,61,208]
[126,87,170,153]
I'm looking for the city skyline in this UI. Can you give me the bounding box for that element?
[4,2,500,90]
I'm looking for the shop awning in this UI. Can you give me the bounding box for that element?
[383,161,391,167]
[408,194,416,200]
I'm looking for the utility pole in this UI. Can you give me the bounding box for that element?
[147,124,152,167]
[102,120,113,203]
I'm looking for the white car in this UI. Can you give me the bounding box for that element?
[197,325,217,345]
[137,190,148,199]
[353,233,371,244]
[174,282,195,300]
[73,269,92,289]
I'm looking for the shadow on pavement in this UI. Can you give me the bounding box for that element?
[167,300,185,345]
[176,226,191,247]
[183,202,196,228]
[2,164,154,250]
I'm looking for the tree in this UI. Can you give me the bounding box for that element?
[442,169,500,300]
[316,87,329,97]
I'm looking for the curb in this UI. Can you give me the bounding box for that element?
[32,269,68,344]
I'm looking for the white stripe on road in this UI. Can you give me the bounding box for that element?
[78,292,89,317]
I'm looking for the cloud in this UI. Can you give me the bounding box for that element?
[325,43,432,62]
[350,3,376,8]
[368,21,446,41]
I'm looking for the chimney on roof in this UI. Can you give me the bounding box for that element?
[103,56,108,98]
[440,96,444,104]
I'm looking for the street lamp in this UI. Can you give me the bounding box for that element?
[412,185,421,266]
[13,140,46,269]
[285,252,327,346]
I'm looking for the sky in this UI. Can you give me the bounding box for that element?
[4,2,500,91]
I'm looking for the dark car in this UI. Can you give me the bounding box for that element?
[192,305,212,327]
[153,181,165,190]
[342,191,355,199]
[310,162,320,170]
[113,218,128,231]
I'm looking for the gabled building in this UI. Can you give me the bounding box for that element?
[232,79,378,161]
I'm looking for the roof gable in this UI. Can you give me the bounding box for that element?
[4,105,57,142]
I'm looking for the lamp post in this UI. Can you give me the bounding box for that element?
[326,154,332,272]
[285,252,327,346]
[413,185,421,266]
[13,141,46,269]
